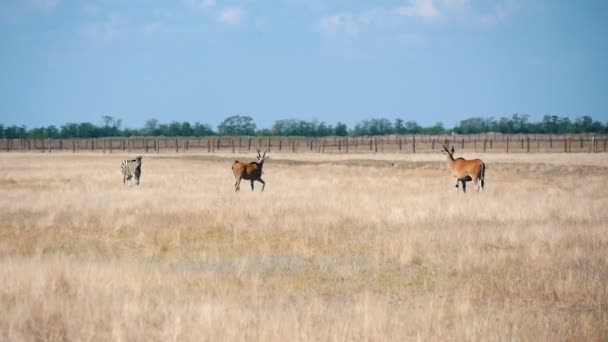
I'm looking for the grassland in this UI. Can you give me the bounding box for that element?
[0,152,607,341]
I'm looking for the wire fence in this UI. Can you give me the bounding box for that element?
[1,134,608,154]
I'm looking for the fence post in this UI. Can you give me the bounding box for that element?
[279,139,283,152]
[506,137,509,153]
[483,138,487,152]
[217,138,221,151]
[412,137,416,153]
[591,136,595,153]
[564,137,567,152]
[232,139,235,153]
[431,138,435,150]
[238,138,242,153]
[399,138,402,151]
[526,136,530,153]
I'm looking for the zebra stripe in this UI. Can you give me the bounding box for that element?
[121,156,143,186]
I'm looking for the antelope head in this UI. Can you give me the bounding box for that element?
[256,149,269,164]
[441,145,454,156]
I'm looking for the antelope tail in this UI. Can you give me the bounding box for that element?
[480,162,486,189]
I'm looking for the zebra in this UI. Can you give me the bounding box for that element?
[121,156,143,186]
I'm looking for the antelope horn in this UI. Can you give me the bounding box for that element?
[262,149,267,159]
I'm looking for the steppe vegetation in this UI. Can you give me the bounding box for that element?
[0,152,607,340]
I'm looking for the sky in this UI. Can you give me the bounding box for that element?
[0,0,607,130]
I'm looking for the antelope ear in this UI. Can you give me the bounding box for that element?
[450,146,455,154]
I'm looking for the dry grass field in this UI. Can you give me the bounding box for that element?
[1,151,607,341]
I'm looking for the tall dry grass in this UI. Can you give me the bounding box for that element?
[0,152,607,341]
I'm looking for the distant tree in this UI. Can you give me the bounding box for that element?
[60,123,79,138]
[192,122,214,136]
[4,125,27,139]
[101,116,122,136]
[334,122,348,136]
[218,115,257,136]
[144,119,160,136]
[256,128,273,136]
[46,125,60,138]
[454,117,487,134]
[421,122,445,135]
[28,127,46,139]
[404,121,421,134]
[394,119,405,134]
[352,118,393,136]
[316,122,334,137]
[180,122,193,136]
[272,119,296,136]
[78,122,99,138]
[165,121,182,136]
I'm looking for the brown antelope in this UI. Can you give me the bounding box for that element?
[441,145,485,193]
[232,149,269,192]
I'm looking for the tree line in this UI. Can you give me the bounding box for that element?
[1,114,607,139]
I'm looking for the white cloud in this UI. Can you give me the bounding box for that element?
[183,0,215,11]
[143,22,162,34]
[441,0,470,10]
[83,4,100,16]
[218,7,244,26]
[478,1,520,27]
[319,13,359,37]
[28,0,60,10]
[318,9,392,37]
[397,0,440,18]
[78,13,121,42]
[320,0,521,38]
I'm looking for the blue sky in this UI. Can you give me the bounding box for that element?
[1,0,607,129]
